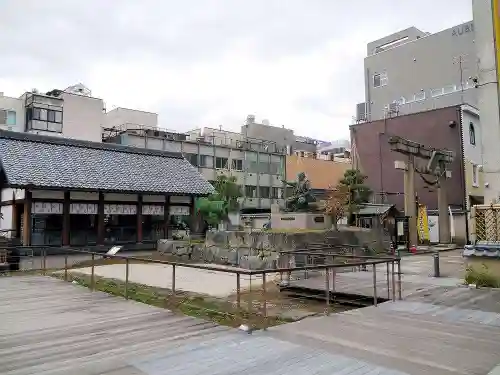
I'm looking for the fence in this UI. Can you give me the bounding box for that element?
[0,246,402,329]
[471,204,500,242]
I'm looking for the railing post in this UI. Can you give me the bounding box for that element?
[171,264,176,295]
[261,272,267,330]
[42,249,47,275]
[90,253,95,291]
[236,273,241,309]
[64,254,68,281]
[125,258,129,299]
[397,259,402,300]
[373,263,377,306]
[391,261,396,302]
[325,266,330,315]
[247,275,253,329]
[386,262,390,299]
[304,255,309,279]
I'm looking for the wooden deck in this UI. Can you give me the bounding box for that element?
[269,288,500,375]
[2,257,500,374]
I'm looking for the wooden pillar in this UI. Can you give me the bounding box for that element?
[164,195,170,239]
[11,190,17,238]
[137,195,143,243]
[22,190,32,246]
[189,195,196,232]
[62,191,70,246]
[97,192,105,245]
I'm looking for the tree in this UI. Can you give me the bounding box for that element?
[323,184,350,230]
[211,175,241,213]
[338,169,372,225]
[197,174,242,229]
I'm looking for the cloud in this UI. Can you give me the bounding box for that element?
[0,0,473,141]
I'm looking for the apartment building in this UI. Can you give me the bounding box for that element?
[0,84,105,142]
[356,22,477,122]
[103,115,288,211]
[472,0,500,204]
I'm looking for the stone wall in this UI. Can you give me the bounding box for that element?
[158,226,386,270]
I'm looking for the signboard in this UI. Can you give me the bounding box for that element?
[70,203,98,215]
[170,196,191,204]
[142,205,164,216]
[32,202,63,214]
[104,204,137,215]
[169,206,190,215]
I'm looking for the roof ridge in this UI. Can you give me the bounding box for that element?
[0,130,184,159]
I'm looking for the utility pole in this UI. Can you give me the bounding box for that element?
[389,136,454,246]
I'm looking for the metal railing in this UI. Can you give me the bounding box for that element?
[0,246,402,329]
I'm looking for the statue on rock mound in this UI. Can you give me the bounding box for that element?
[282,172,316,212]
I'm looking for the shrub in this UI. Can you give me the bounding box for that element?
[465,264,500,288]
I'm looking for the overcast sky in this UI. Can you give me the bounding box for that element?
[1,0,472,140]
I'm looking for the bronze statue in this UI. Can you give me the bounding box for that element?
[282,172,316,212]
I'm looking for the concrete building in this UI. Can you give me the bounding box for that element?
[351,104,485,244]
[286,154,351,193]
[0,84,105,142]
[356,22,477,122]
[102,113,350,212]
[103,115,288,211]
[472,0,500,204]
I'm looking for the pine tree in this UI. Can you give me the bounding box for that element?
[337,169,372,225]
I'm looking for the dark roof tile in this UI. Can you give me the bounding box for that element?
[0,131,215,195]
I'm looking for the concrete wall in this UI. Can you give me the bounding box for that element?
[473,0,500,203]
[105,108,158,129]
[242,122,294,147]
[365,21,476,121]
[59,92,104,142]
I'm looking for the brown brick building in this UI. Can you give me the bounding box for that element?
[350,106,466,211]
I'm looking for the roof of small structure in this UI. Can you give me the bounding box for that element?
[356,203,396,216]
[0,131,215,195]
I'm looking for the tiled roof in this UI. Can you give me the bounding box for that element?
[0,131,215,195]
[357,203,395,216]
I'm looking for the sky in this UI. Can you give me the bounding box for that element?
[1,0,473,141]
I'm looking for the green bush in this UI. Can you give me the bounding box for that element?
[465,264,500,288]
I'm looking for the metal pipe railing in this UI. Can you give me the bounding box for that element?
[1,245,403,330]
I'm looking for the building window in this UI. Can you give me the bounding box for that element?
[271,187,281,199]
[245,185,257,198]
[231,159,243,171]
[184,153,199,167]
[215,157,228,169]
[0,109,16,126]
[373,72,388,87]
[472,164,479,187]
[259,186,270,198]
[469,122,476,145]
[27,107,63,133]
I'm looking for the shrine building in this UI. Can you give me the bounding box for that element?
[0,131,214,246]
